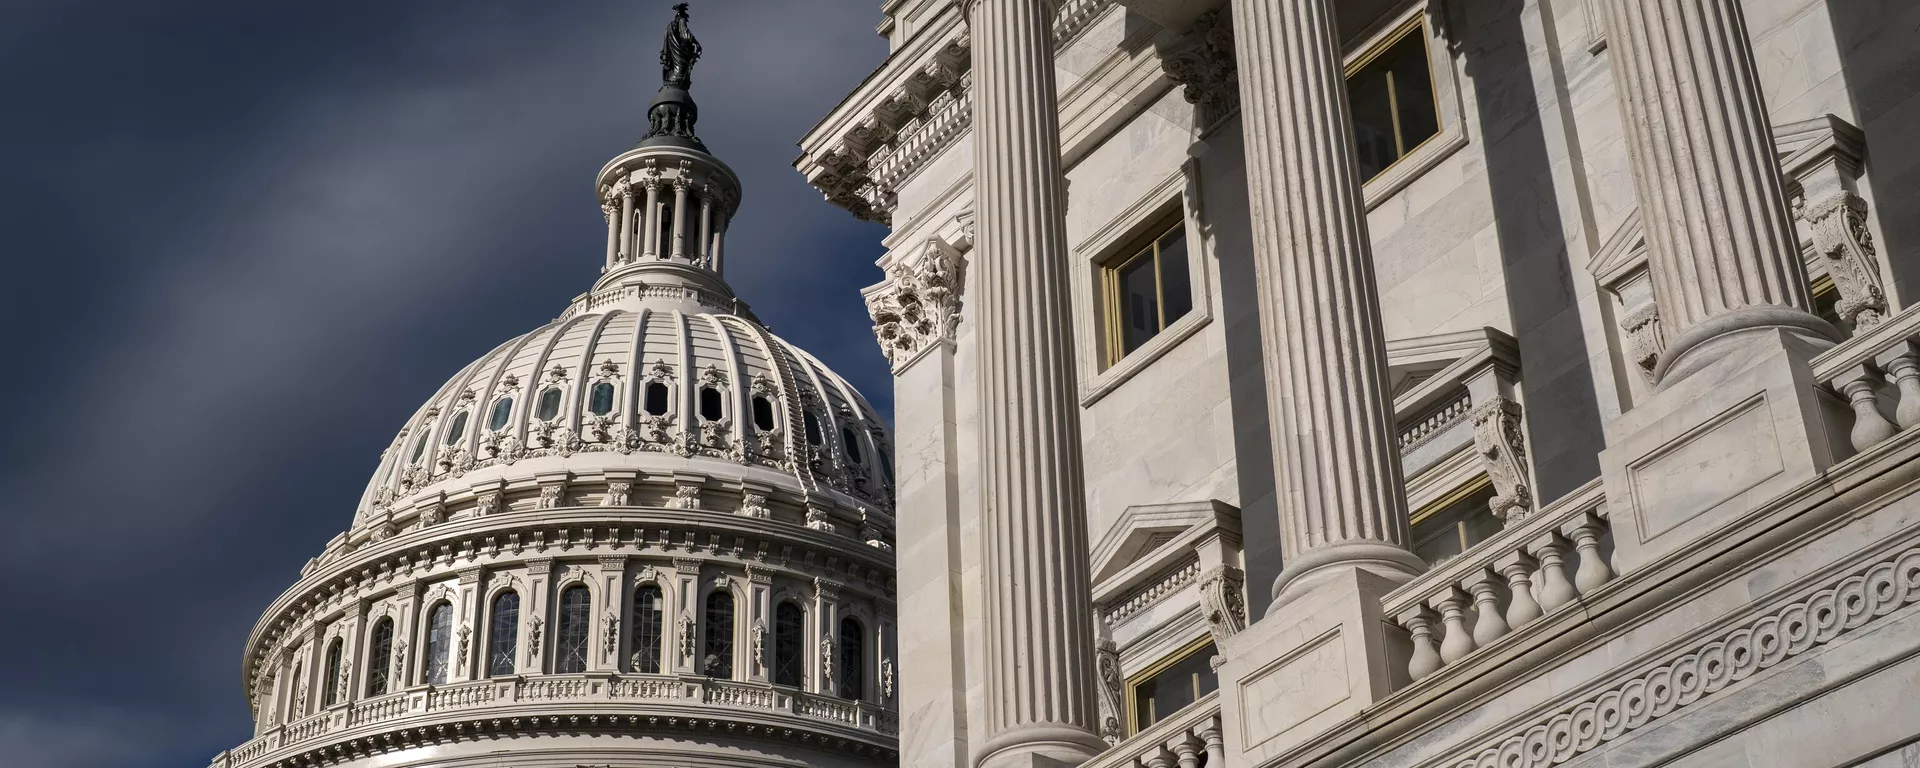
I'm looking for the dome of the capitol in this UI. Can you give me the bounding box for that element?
[214,8,899,768]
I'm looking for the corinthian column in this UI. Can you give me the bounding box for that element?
[1601,0,1836,383]
[967,1,1105,766]
[1232,0,1426,607]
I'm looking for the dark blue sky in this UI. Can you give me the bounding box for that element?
[0,3,891,766]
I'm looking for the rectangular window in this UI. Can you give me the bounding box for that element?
[1410,480,1501,566]
[1102,217,1192,366]
[1126,639,1218,735]
[1346,20,1441,183]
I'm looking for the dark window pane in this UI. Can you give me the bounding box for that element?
[631,585,663,674]
[366,618,394,696]
[699,386,725,422]
[410,429,432,464]
[1384,34,1439,150]
[424,603,453,684]
[841,426,864,465]
[556,586,591,674]
[1410,484,1499,567]
[803,411,823,446]
[1348,63,1399,180]
[1116,251,1160,355]
[703,591,735,678]
[1158,229,1193,326]
[488,591,519,677]
[589,382,616,415]
[877,449,894,485]
[1346,27,1439,182]
[658,203,675,255]
[488,397,513,431]
[838,618,865,700]
[1130,642,1218,733]
[773,602,805,687]
[644,382,671,416]
[537,388,563,421]
[445,412,468,446]
[323,640,343,707]
[751,396,776,432]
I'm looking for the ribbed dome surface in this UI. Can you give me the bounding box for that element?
[352,306,893,533]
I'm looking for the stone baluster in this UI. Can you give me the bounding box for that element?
[1832,365,1896,451]
[1467,570,1510,646]
[671,179,691,260]
[1879,342,1920,428]
[1198,718,1225,768]
[1232,0,1424,607]
[1398,605,1442,680]
[1496,551,1544,628]
[1600,0,1836,383]
[1566,512,1616,593]
[640,179,662,260]
[967,0,1107,764]
[1171,734,1201,768]
[1144,748,1173,768]
[1531,534,1578,612]
[1433,587,1476,664]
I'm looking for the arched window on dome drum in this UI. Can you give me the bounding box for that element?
[409,427,432,464]
[444,411,469,446]
[536,388,563,421]
[773,602,805,687]
[487,397,513,431]
[878,449,894,486]
[630,584,663,674]
[287,661,303,720]
[423,602,453,684]
[751,395,776,432]
[837,617,864,700]
[644,382,670,416]
[322,639,343,707]
[803,411,823,447]
[487,591,519,677]
[658,200,675,255]
[699,386,724,422]
[841,426,864,465]
[702,590,735,679]
[589,381,616,415]
[556,585,591,674]
[366,617,395,697]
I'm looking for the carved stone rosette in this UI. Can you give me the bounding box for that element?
[1197,565,1248,646]
[1159,9,1239,130]
[1802,191,1887,330]
[1472,397,1535,524]
[865,239,966,371]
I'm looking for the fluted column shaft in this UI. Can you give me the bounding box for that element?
[1232,0,1425,605]
[697,189,714,268]
[1601,0,1832,381]
[617,187,635,264]
[968,0,1104,765]
[641,181,662,259]
[671,181,690,259]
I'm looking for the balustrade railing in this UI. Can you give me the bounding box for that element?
[1082,693,1223,768]
[1812,304,1920,455]
[283,712,332,746]
[426,679,498,711]
[1383,481,1615,683]
[706,679,779,709]
[348,691,412,727]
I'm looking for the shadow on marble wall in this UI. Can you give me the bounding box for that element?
[1459,0,1607,500]
[1826,0,1920,304]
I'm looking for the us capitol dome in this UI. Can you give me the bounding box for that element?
[212,8,899,768]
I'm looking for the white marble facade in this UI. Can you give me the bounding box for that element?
[805,1,1920,768]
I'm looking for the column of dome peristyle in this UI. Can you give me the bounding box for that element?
[1232,0,1424,609]
[590,145,741,316]
[1601,0,1838,385]
[967,1,1107,767]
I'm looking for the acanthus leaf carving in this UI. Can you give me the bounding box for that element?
[865,238,966,371]
[1802,191,1887,330]
[1472,396,1535,524]
[1197,565,1248,646]
[1159,9,1240,130]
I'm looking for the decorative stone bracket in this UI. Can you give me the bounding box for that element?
[1157,8,1239,132]
[863,236,967,372]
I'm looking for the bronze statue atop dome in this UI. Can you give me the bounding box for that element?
[641,3,706,150]
[660,3,700,89]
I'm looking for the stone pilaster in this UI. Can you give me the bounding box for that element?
[1600,0,1836,384]
[1231,0,1424,605]
[967,0,1106,765]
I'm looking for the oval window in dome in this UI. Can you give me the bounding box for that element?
[445,411,469,445]
[803,411,823,446]
[644,382,670,416]
[589,382,616,415]
[536,388,562,421]
[488,397,513,431]
[699,386,725,422]
[841,426,864,465]
[751,395,776,432]
[410,427,432,463]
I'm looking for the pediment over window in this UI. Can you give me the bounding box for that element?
[1091,499,1239,591]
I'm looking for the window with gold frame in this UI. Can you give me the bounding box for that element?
[1125,636,1218,736]
[1409,477,1502,567]
[1101,213,1193,367]
[1345,16,1442,183]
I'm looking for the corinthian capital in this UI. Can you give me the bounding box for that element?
[864,236,967,372]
